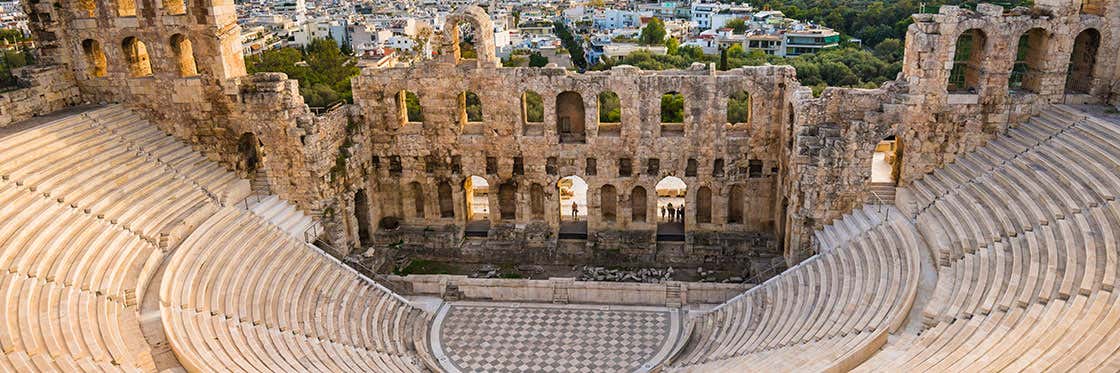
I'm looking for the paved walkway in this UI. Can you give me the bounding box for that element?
[430,302,681,372]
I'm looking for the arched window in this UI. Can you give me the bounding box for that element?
[601,184,617,222]
[122,37,152,77]
[948,29,986,93]
[728,184,744,224]
[459,91,482,125]
[81,39,107,78]
[1010,28,1047,93]
[696,186,712,224]
[598,91,621,124]
[410,182,425,218]
[631,186,647,223]
[556,91,585,143]
[530,183,545,219]
[397,91,423,123]
[499,183,517,220]
[354,189,372,246]
[163,0,185,15]
[1066,28,1100,94]
[727,91,751,124]
[237,132,261,174]
[117,0,137,17]
[660,92,684,123]
[438,181,454,218]
[77,0,96,18]
[454,23,478,61]
[522,91,543,123]
[170,34,198,77]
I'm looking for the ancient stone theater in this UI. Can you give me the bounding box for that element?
[2,0,1120,369]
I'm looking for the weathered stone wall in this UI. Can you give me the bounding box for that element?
[0,65,81,128]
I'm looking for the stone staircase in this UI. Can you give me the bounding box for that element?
[666,283,682,308]
[813,204,890,253]
[242,194,323,243]
[868,182,897,205]
[250,168,270,195]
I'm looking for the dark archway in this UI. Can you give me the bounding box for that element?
[354,189,373,246]
[81,39,107,78]
[728,184,745,224]
[948,29,986,93]
[631,186,647,223]
[438,181,454,218]
[237,132,262,174]
[1066,28,1100,94]
[499,182,517,220]
[601,184,617,223]
[695,186,712,224]
[410,182,425,218]
[1010,28,1048,93]
[557,91,586,143]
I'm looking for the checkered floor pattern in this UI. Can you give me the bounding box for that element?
[439,305,671,372]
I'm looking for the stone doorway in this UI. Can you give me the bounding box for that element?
[464,176,490,237]
[557,176,588,239]
[656,176,686,241]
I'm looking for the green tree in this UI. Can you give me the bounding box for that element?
[246,39,359,108]
[553,21,588,70]
[873,38,904,62]
[640,18,667,46]
[719,48,729,71]
[660,93,684,123]
[503,55,527,67]
[528,52,549,67]
[724,18,748,34]
[598,92,621,122]
[665,37,680,55]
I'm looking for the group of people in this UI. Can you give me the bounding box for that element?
[661,203,685,223]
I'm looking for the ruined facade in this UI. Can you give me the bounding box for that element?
[16,0,1120,271]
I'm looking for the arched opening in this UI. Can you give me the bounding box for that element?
[558,176,588,238]
[77,0,97,17]
[1066,28,1100,94]
[556,91,586,143]
[522,91,543,123]
[601,184,617,223]
[122,37,152,77]
[656,176,686,241]
[948,29,986,93]
[438,181,454,218]
[598,91,621,136]
[81,39,107,78]
[695,186,712,224]
[630,186,647,223]
[396,90,423,124]
[660,92,685,123]
[1010,28,1047,93]
[459,91,483,126]
[170,34,198,77]
[410,182,425,218]
[871,135,901,187]
[117,0,136,17]
[464,176,490,236]
[453,22,478,62]
[237,132,262,174]
[499,183,517,220]
[1081,0,1105,15]
[354,189,372,246]
[728,184,744,224]
[530,183,545,220]
[163,0,185,15]
[727,91,751,124]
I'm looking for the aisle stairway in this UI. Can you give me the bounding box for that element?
[243,195,323,242]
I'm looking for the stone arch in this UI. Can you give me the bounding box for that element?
[1010,28,1048,93]
[170,34,198,77]
[631,186,647,223]
[81,39,107,78]
[1066,28,1100,94]
[458,91,483,125]
[728,184,745,224]
[660,91,685,123]
[499,182,517,220]
[558,176,587,222]
[948,28,986,93]
[556,91,586,143]
[522,91,543,123]
[76,0,96,18]
[530,183,545,219]
[464,176,490,221]
[441,6,498,65]
[601,184,617,223]
[656,176,687,241]
[396,90,423,124]
[410,181,425,218]
[696,186,712,224]
[598,91,621,124]
[163,0,185,15]
[122,36,152,77]
[354,189,373,246]
[117,0,137,17]
[727,91,751,124]
[237,132,262,174]
[438,181,454,218]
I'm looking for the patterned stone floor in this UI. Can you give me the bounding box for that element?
[431,302,681,373]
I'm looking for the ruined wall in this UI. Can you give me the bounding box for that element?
[349,61,794,269]
[0,65,81,128]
